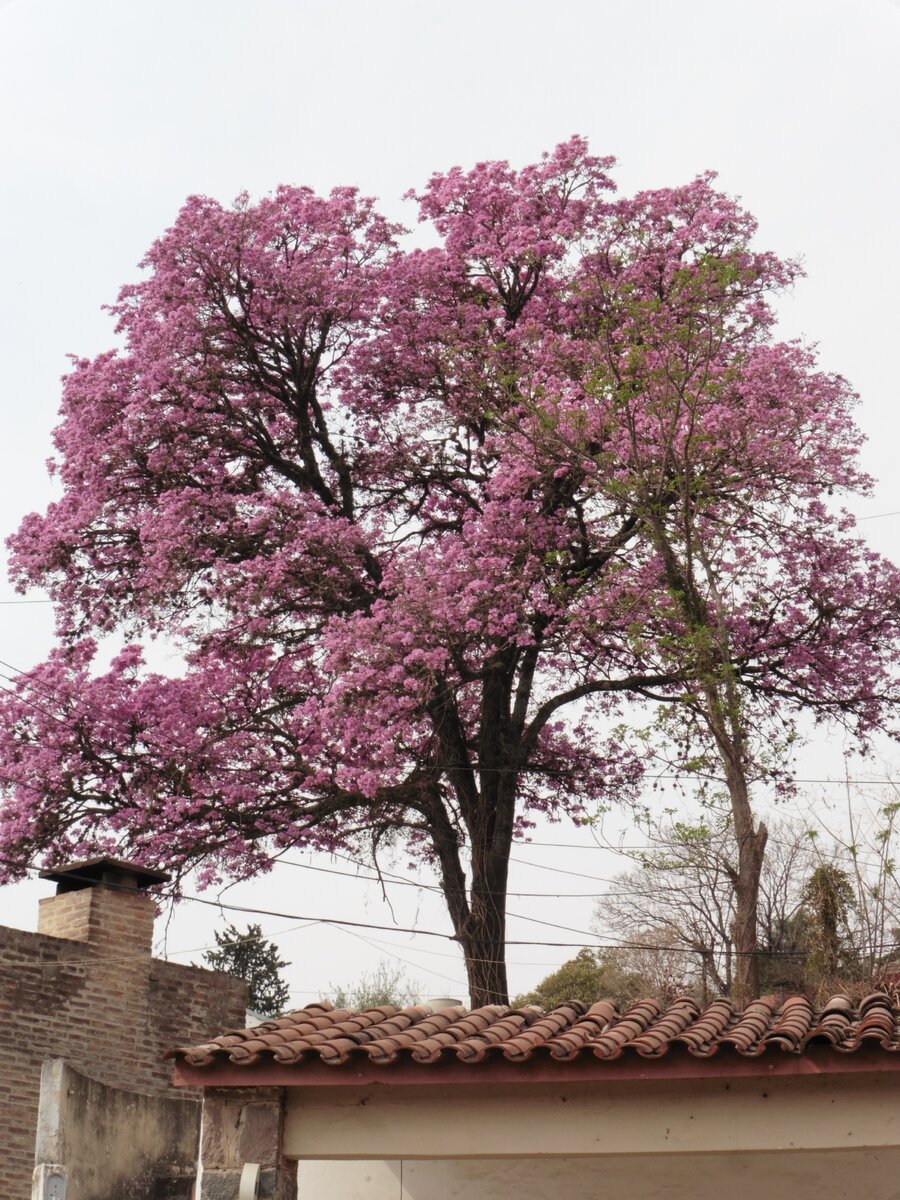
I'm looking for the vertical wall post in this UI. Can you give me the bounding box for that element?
[199,1087,297,1200]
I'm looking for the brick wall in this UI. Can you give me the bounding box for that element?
[0,884,247,1200]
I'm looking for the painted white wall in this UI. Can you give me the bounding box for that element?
[289,1075,900,1199]
[297,1150,900,1200]
[285,1074,900,1159]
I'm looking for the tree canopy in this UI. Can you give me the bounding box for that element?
[203,921,290,1017]
[512,947,660,1010]
[1,137,898,1004]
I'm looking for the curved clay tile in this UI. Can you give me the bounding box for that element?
[408,1035,458,1064]
[801,1015,853,1048]
[365,1011,477,1064]
[827,995,897,1052]
[763,996,814,1052]
[415,1008,469,1034]
[405,1012,481,1062]
[584,999,619,1027]
[170,993,900,1071]
[316,1037,363,1064]
[454,1010,544,1063]
[545,1008,617,1060]
[176,1046,217,1067]
[820,994,854,1016]
[455,1040,493,1063]
[489,1005,577,1060]
[461,1012,534,1059]
[860,991,893,1011]
[719,997,779,1054]
[223,1046,263,1066]
[587,998,661,1060]
[629,998,700,1057]
[672,998,734,1053]
[271,1042,310,1065]
[500,1027,554,1062]
[364,1039,405,1065]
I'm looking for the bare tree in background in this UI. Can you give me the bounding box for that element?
[610,925,698,1000]
[595,812,817,998]
[809,782,900,982]
[596,788,900,1001]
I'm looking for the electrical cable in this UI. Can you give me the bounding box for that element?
[18,864,858,960]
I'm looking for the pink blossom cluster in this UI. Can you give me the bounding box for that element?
[1,137,897,893]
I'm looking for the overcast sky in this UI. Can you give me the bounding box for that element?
[1,0,899,1005]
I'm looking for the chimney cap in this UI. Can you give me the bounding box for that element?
[39,857,171,894]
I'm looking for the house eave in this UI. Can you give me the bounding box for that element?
[172,1041,900,1091]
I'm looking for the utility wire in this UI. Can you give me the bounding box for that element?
[281,854,687,899]
[19,864,821,959]
[330,921,466,991]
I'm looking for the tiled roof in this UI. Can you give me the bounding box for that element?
[170,992,900,1070]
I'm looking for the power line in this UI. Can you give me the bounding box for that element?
[330,922,467,992]
[20,863,820,959]
[512,833,898,868]
[283,854,644,898]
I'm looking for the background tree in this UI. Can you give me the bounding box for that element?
[610,925,698,1001]
[810,785,900,981]
[556,219,900,1002]
[800,864,857,998]
[598,801,900,1000]
[511,947,657,1009]
[202,922,290,1017]
[1,140,898,1005]
[597,814,820,998]
[327,960,420,1010]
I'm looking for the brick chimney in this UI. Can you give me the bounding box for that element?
[36,857,169,956]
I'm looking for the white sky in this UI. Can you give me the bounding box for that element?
[0,0,899,1006]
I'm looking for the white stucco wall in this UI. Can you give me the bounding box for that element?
[289,1072,900,1200]
[298,1150,900,1200]
[286,1073,900,1158]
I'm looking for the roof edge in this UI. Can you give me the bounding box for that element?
[173,1041,900,1090]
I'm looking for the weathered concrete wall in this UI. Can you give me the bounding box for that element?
[32,1059,199,1200]
[0,886,246,1199]
[199,1087,297,1200]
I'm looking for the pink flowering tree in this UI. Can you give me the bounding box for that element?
[554,197,900,1001]
[2,139,898,1005]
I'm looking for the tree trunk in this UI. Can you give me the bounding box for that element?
[459,818,513,1006]
[700,676,768,1008]
[652,524,771,1007]
[435,849,511,1006]
[459,917,509,1006]
[425,784,513,1007]
[727,776,768,1008]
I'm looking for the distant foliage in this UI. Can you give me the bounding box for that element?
[512,948,660,1009]
[801,864,858,996]
[327,960,420,1010]
[203,922,290,1017]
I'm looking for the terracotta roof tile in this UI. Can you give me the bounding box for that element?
[169,993,900,1072]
